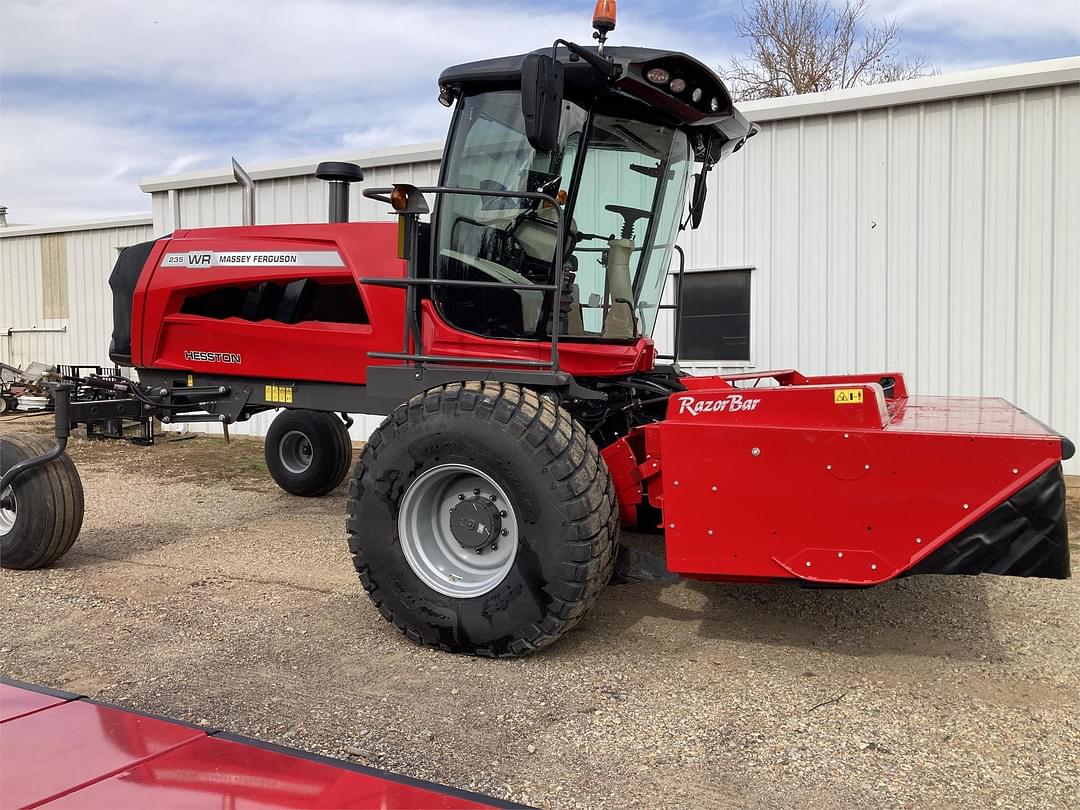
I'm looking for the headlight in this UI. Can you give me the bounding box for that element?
[710,96,720,112]
[646,67,670,84]
[691,87,703,103]
[669,78,686,93]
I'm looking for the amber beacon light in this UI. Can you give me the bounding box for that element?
[592,0,616,54]
[593,0,617,32]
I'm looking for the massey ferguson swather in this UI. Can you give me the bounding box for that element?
[1,4,1072,657]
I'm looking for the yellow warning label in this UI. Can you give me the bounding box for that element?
[265,384,294,404]
[187,374,194,387]
[834,388,864,404]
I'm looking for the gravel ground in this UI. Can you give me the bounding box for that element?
[2,418,1078,809]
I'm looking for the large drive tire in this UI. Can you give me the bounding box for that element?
[347,382,618,657]
[1,434,84,570]
[265,410,353,496]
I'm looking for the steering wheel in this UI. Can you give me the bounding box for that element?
[506,174,564,240]
[605,204,652,240]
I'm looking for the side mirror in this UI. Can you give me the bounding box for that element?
[689,171,708,230]
[521,53,564,152]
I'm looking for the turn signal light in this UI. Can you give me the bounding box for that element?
[390,186,410,211]
[388,184,429,216]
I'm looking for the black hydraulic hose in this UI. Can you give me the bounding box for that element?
[0,383,71,495]
[0,437,67,496]
[618,394,671,414]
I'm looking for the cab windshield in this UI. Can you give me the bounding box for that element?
[434,91,691,341]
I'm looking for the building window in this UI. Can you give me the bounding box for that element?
[677,268,752,362]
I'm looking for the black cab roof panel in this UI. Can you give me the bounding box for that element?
[439,45,754,159]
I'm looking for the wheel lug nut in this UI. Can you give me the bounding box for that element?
[491,542,498,551]
[473,488,481,495]
[500,510,507,517]
[500,528,508,536]
[489,494,497,501]
[458,493,465,500]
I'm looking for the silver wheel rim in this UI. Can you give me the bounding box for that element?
[278,430,314,474]
[398,463,518,598]
[0,486,15,537]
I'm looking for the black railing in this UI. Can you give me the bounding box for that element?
[654,244,686,364]
[361,185,567,375]
[361,186,689,373]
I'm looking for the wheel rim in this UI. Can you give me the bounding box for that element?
[278,430,314,474]
[398,463,519,598]
[0,486,16,537]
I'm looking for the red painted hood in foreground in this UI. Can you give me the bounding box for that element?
[0,679,522,810]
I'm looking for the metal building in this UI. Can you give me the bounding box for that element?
[1,216,153,369]
[2,58,1077,471]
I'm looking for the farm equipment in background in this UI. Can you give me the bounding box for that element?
[0,361,54,414]
[0,363,19,414]
[0,1,1072,656]
[0,363,154,443]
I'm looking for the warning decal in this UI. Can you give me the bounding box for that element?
[834,388,864,404]
[265,385,294,404]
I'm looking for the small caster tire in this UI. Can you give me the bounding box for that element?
[1,434,84,570]
[265,410,353,496]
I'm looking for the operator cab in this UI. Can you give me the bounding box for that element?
[428,43,753,345]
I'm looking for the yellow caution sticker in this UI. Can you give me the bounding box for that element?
[187,374,194,387]
[834,388,864,404]
[265,384,294,404]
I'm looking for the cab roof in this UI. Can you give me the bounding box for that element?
[439,45,755,162]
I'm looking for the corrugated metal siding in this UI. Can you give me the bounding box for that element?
[1,223,154,369]
[671,83,1079,472]
[153,160,442,233]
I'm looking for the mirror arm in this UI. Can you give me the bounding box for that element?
[687,159,715,231]
[552,39,620,80]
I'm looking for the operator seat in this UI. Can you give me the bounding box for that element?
[602,205,650,338]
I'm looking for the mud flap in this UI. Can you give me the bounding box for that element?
[909,465,1070,579]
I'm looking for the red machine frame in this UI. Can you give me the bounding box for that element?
[603,370,1067,583]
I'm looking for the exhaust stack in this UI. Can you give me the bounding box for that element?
[232,159,255,226]
[316,162,364,223]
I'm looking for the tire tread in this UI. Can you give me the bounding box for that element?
[1,434,83,569]
[346,383,618,657]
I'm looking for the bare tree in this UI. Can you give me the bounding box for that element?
[725,0,934,100]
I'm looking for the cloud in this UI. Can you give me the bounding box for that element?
[0,1,726,100]
[0,106,191,222]
[0,0,1073,225]
[0,0,727,225]
[873,0,1080,41]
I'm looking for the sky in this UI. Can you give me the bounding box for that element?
[1,0,1077,225]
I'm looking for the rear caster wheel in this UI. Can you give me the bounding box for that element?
[347,382,618,657]
[265,410,353,496]
[1,435,84,570]
[0,396,16,415]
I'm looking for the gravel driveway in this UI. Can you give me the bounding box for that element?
[3,419,1078,809]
